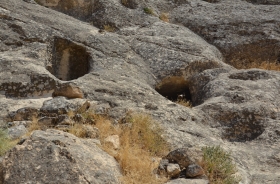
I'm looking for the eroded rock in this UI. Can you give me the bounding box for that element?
[1,129,121,183]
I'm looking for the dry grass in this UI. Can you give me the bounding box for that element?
[82,112,169,184]
[115,113,169,184]
[26,117,41,136]
[104,25,116,32]
[233,60,280,71]
[201,146,240,184]
[159,13,169,22]
[176,99,192,108]
[66,111,170,184]
[68,124,88,138]
[0,129,17,156]
[121,0,128,6]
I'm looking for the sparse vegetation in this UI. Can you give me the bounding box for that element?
[144,7,154,15]
[26,117,41,136]
[116,112,169,184]
[159,13,169,22]
[68,111,169,184]
[121,0,128,6]
[68,124,88,138]
[103,24,116,32]
[232,60,280,71]
[176,98,192,108]
[0,129,16,156]
[202,146,240,184]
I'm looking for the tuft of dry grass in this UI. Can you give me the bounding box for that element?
[68,124,88,138]
[159,13,169,22]
[115,113,169,184]
[26,117,41,136]
[121,0,128,6]
[201,146,240,184]
[251,61,280,71]
[232,60,280,71]
[103,25,116,32]
[176,99,192,108]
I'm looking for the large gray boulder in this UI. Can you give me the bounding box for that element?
[1,129,121,184]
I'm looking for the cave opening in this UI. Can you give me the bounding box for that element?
[47,37,90,81]
[155,76,193,106]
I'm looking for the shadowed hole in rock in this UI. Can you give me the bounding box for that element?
[155,76,193,106]
[47,37,90,81]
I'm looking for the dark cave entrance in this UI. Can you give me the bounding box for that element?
[155,76,193,105]
[48,37,90,81]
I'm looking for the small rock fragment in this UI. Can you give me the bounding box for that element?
[166,163,181,178]
[186,164,204,178]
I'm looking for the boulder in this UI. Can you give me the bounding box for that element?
[1,129,121,183]
[104,135,120,150]
[40,97,90,115]
[53,83,84,99]
[164,148,203,169]
[185,164,204,178]
[7,125,27,140]
[166,163,181,178]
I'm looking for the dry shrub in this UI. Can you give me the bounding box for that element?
[159,13,169,22]
[67,111,169,184]
[176,99,192,108]
[115,113,169,184]
[201,146,240,184]
[94,114,121,139]
[120,113,169,156]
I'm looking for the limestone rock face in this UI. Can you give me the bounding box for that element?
[1,129,121,184]
[0,0,280,183]
[170,0,280,68]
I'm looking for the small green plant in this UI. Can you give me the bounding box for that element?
[202,146,240,184]
[143,7,154,15]
[0,129,16,156]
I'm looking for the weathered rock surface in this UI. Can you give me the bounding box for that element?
[166,178,209,184]
[40,97,90,115]
[0,0,280,183]
[170,0,280,68]
[1,129,121,183]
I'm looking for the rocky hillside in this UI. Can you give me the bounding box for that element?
[0,0,280,183]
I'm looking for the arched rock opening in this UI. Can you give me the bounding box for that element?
[155,76,192,104]
[47,38,90,81]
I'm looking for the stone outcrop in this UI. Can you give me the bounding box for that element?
[170,0,280,68]
[1,129,121,184]
[0,0,280,183]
